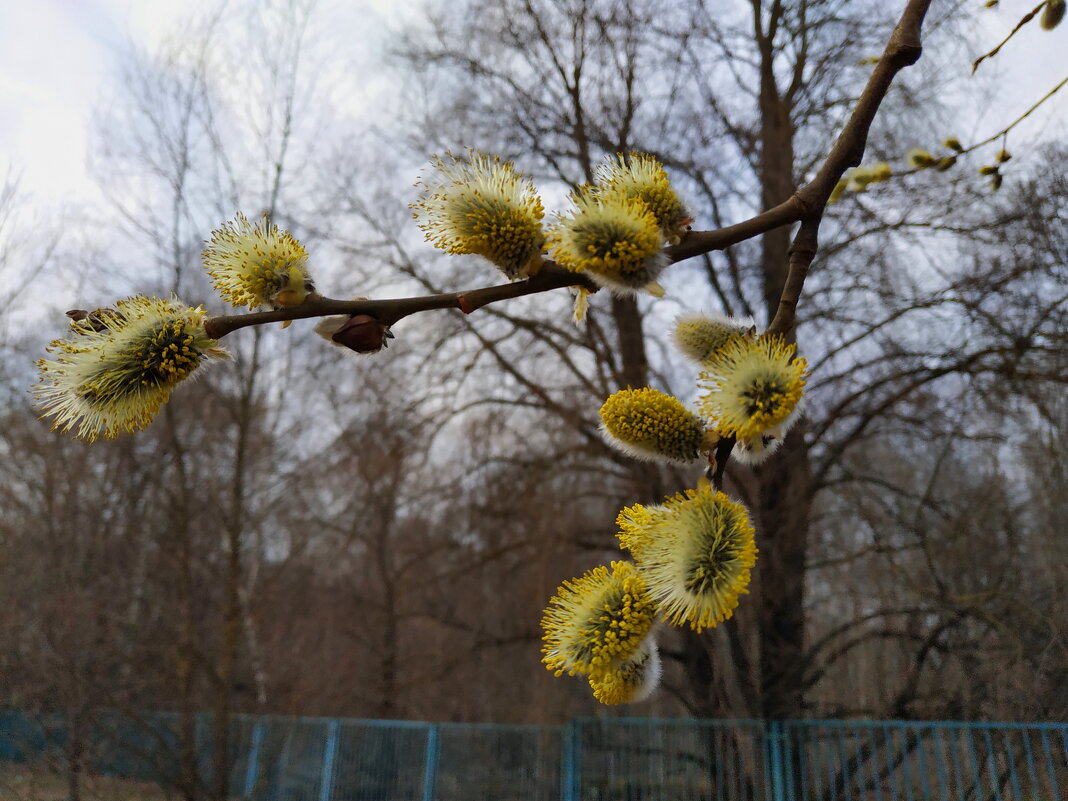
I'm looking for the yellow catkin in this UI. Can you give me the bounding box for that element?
[203,213,312,310]
[588,636,661,705]
[34,296,228,441]
[548,191,665,293]
[599,387,706,464]
[411,151,545,279]
[594,153,690,243]
[541,561,657,678]
[906,148,936,169]
[673,313,753,364]
[698,334,807,441]
[617,481,757,632]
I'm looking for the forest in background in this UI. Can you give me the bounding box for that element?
[0,0,1065,747]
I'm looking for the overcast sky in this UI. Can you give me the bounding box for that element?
[0,0,1063,207]
[0,0,401,205]
[0,0,182,201]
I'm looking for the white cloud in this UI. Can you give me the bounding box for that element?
[0,0,1063,211]
[0,0,218,202]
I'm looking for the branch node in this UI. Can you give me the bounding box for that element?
[888,43,923,69]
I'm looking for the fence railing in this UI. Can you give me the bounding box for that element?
[2,710,1065,800]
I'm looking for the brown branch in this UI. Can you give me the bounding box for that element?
[687,0,930,340]
[971,2,1047,73]
[765,0,931,337]
[959,73,1068,154]
[202,203,803,341]
[709,436,736,491]
[664,196,806,263]
[767,218,818,337]
[204,0,931,349]
[888,610,967,718]
[203,262,597,340]
[802,606,941,670]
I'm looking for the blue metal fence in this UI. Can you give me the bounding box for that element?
[1,710,1065,800]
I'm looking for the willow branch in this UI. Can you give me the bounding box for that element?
[203,262,597,339]
[767,0,931,337]
[960,73,1068,153]
[663,199,804,262]
[205,0,931,345]
[971,1,1047,73]
[767,219,819,338]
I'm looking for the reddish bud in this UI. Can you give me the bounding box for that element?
[330,315,393,353]
[66,308,123,333]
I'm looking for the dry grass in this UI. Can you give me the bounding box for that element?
[0,762,171,801]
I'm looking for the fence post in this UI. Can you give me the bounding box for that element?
[243,722,265,798]
[421,723,441,801]
[766,721,786,801]
[318,720,340,801]
[561,719,581,801]
[560,721,571,801]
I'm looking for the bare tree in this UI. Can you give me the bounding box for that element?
[386,0,1066,723]
[3,11,1065,794]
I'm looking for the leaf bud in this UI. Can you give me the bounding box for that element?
[315,314,394,354]
[1041,0,1066,30]
[828,178,848,205]
[906,148,937,169]
[66,308,123,333]
[871,162,893,182]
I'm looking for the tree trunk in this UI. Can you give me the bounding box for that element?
[610,295,648,389]
[214,335,261,801]
[754,8,812,722]
[66,706,84,801]
[756,426,813,719]
[610,294,670,502]
[213,526,241,801]
[680,629,719,717]
[177,568,199,801]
